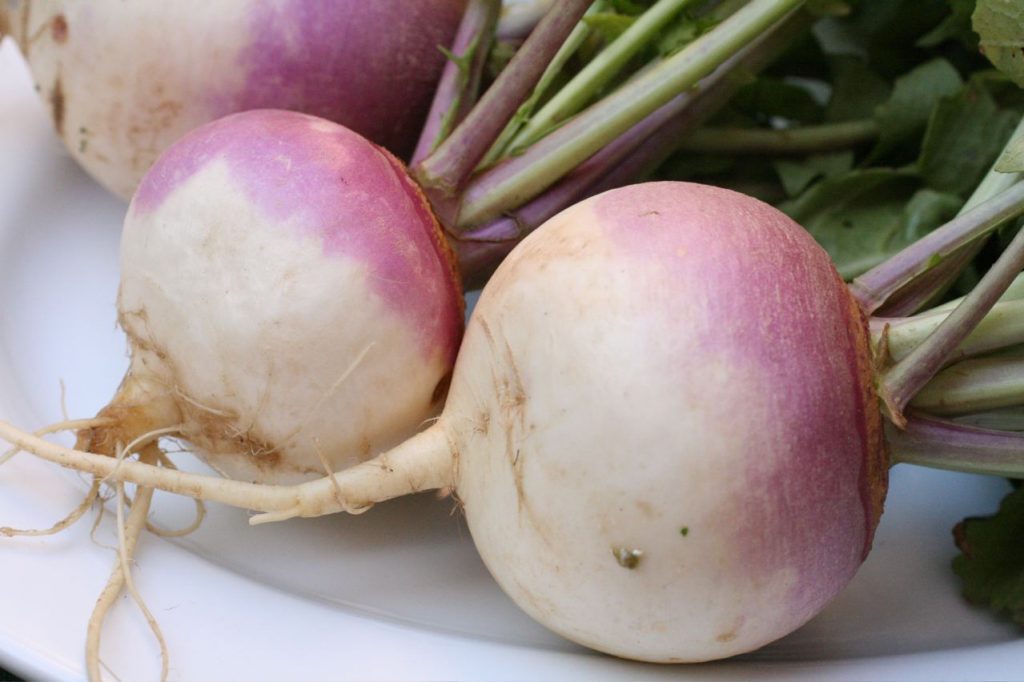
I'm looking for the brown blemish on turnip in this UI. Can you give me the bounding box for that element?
[50,76,65,138]
[475,313,556,546]
[50,14,67,43]
[634,500,658,519]
[474,410,490,435]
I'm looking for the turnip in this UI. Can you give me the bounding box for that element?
[80,108,465,484]
[11,180,1024,664]
[0,0,466,199]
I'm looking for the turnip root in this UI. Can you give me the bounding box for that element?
[80,109,463,484]
[7,182,890,662]
[0,0,465,199]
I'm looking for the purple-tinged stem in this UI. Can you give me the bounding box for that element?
[877,119,1024,316]
[591,13,814,194]
[874,247,978,317]
[414,0,593,198]
[851,184,1024,315]
[411,0,501,166]
[455,9,813,285]
[879,218,1024,426]
[454,0,806,231]
[673,119,879,155]
[887,413,1024,477]
[497,0,554,40]
[910,353,1024,416]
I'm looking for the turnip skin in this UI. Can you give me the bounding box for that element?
[443,182,888,661]
[3,0,465,199]
[98,110,463,484]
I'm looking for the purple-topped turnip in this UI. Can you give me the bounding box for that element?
[0,0,466,198]
[88,110,464,483]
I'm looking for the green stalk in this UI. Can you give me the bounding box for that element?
[457,0,806,230]
[674,119,879,155]
[506,0,700,154]
[480,0,605,168]
[954,407,1024,432]
[879,298,1024,366]
[911,353,1024,416]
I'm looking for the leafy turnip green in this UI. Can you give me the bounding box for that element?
[953,481,1024,626]
[974,0,1024,88]
[653,0,1024,286]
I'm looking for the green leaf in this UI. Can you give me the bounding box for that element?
[918,80,1021,195]
[843,0,954,77]
[731,78,824,125]
[825,56,892,122]
[918,0,978,49]
[995,136,1024,172]
[953,483,1024,626]
[868,58,963,164]
[655,14,715,58]
[903,188,965,237]
[583,13,637,44]
[779,169,961,278]
[773,151,855,197]
[974,0,1024,87]
[608,0,652,14]
[656,153,737,181]
[807,0,852,18]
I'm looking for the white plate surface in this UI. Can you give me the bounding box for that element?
[0,38,1022,682]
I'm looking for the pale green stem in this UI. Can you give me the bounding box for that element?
[954,407,1024,432]
[876,298,1024,366]
[925,270,1024,316]
[416,0,593,197]
[456,0,806,229]
[507,0,699,154]
[674,119,879,155]
[911,352,1024,415]
[480,0,605,168]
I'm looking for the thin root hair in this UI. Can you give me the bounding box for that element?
[0,477,101,538]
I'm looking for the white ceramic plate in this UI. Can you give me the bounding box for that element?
[0,38,1022,682]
